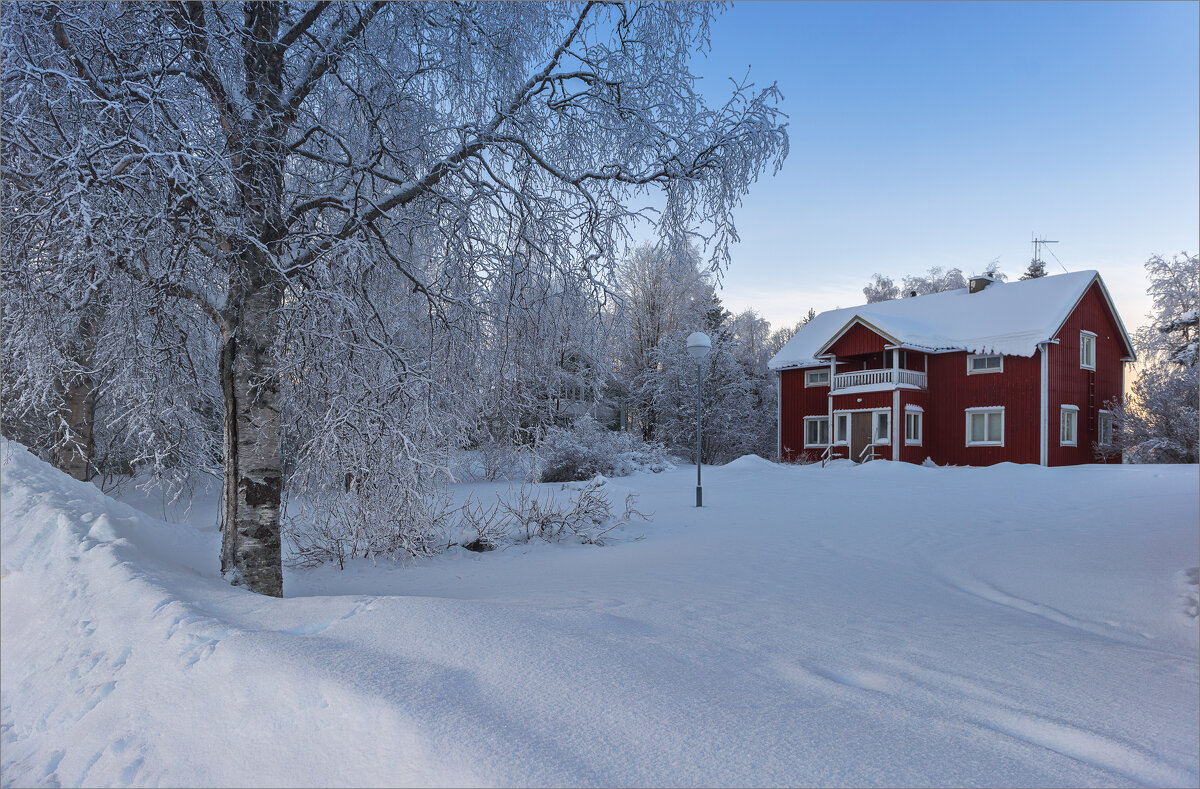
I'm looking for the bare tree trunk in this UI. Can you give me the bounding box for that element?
[53,308,100,481]
[217,2,288,597]
[220,283,284,597]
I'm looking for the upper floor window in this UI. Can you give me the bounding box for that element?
[806,369,831,387]
[965,407,1004,446]
[1080,331,1096,370]
[968,354,1003,374]
[1060,405,1079,446]
[883,349,907,368]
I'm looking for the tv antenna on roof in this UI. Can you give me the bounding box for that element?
[1031,235,1065,274]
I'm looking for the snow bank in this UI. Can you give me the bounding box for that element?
[719,453,779,471]
[3,439,1197,787]
[0,441,482,787]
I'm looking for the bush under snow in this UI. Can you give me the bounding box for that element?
[536,417,674,483]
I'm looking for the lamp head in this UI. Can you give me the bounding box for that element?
[685,331,712,359]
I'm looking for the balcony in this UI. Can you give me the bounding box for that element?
[832,368,927,391]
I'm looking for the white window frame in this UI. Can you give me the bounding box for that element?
[872,410,890,445]
[804,416,831,447]
[1060,404,1079,446]
[1080,331,1096,370]
[833,413,849,445]
[965,407,1005,447]
[805,369,831,388]
[904,407,923,446]
[1098,409,1114,447]
[967,354,1003,375]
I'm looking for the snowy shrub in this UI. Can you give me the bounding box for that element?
[455,440,539,483]
[780,450,820,465]
[536,416,673,483]
[286,482,457,569]
[498,480,616,544]
[456,478,648,550]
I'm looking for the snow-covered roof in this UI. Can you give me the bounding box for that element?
[769,270,1134,370]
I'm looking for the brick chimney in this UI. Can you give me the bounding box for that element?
[969,275,998,294]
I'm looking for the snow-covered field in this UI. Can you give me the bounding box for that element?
[2,438,1197,788]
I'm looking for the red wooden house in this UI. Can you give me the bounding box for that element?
[768,271,1136,466]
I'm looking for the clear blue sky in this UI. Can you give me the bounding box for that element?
[691,1,1199,332]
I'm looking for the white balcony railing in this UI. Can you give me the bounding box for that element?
[832,368,927,391]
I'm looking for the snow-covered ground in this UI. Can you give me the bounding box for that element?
[2,439,1197,788]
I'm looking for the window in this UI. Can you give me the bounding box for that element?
[965,408,1004,446]
[883,349,907,368]
[1098,410,1114,446]
[834,413,849,445]
[805,369,831,387]
[873,411,890,443]
[1080,331,1096,370]
[805,417,830,447]
[1060,405,1078,446]
[905,410,922,445]
[967,354,1003,374]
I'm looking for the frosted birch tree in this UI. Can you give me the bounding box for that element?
[1,13,221,489]
[863,274,900,303]
[864,264,1004,302]
[612,244,714,438]
[1107,252,1198,464]
[2,2,788,595]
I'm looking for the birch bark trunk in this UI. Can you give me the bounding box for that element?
[219,283,284,596]
[218,2,287,596]
[53,306,101,482]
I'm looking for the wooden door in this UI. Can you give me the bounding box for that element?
[850,412,872,463]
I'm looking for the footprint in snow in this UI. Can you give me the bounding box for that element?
[1180,567,1199,619]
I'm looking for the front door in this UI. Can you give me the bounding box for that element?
[850,412,872,463]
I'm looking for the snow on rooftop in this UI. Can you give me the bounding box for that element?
[769,270,1105,370]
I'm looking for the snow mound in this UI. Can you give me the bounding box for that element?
[720,454,780,471]
[0,440,483,787]
[3,438,1198,787]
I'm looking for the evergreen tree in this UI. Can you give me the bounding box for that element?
[1021,258,1048,280]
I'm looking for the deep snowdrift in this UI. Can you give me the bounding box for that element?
[2,439,1197,787]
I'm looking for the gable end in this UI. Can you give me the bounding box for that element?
[815,317,901,358]
[1049,275,1136,360]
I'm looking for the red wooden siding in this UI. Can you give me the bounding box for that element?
[779,368,832,461]
[922,352,1041,466]
[830,391,892,410]
[825,322,891,357]
[1046,282,1127,466]
[901,351,927,372]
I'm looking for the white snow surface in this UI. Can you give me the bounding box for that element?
[2,438,1198,788]
[769,270,1126,369]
